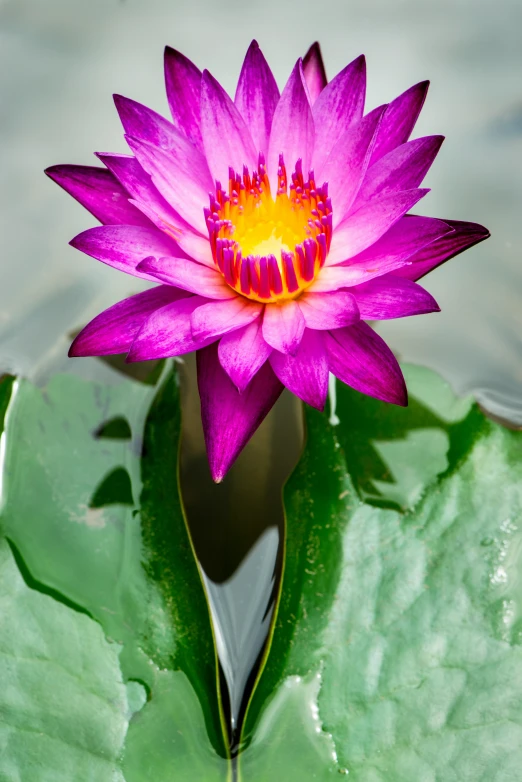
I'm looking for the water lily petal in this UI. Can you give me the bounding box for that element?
[198,344,284,482]
[356,135,444,205]
[98,152,213,266]
[267,60,314,191]
[191,297,262,341]
[70,225,179,280]
[114,94,206,166]
[69,286,185,356]
[328,189,429,264]
[269,328,328,410]
[127,295,213,360]
[201,70,258,184]
[309,215,452,290]
[352,275,439,319]
[312,54,366,173]
[127,135,211,234]
[218,318,272,391]
[393,219,490,281]
[370,80,430,164]
[299,290,360,330]
[137,256,235,299]
[164,46,204,150]
[319,105,385,227]
[235,40,280,156]
[326,322,407,406]
[45,164,150,227]
[302,42,328,103]
[262,300,305,355]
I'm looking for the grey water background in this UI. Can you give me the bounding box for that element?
[1,0,521,735]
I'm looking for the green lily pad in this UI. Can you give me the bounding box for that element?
[240,365,522,781]
[0,536,130,782]
[0,368,229,779]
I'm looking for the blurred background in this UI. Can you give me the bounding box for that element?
[1,0,521,733]
[1,0,521,419]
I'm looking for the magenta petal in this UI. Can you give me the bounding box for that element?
[127,295,213,361]
[45,164,150,227]
[200,70,258,184]
[312,54,366,174]
[69,286,185,357]
[299,290,360,330]
[302,42,328,104]
[137,256,234,299]
[267,60,314,190]
[313,215,451,290]
[357,135,444,205]
[393,219,490,281]
[197,343,284,482]
[218,319,272,392]
[98,152,213,265]
[326,322,407,406]
[320,105,385,227]
[328,188,429,264]
[370,80,429,165]
[70,225,179,281]
[127,135,211,235]
[191,297,262,341]
[114,94,196,154]
[269,329,328,410]
[164,46,203,150]
[352,275,439,319]
[262,300,305,355]
[235,40,280,155]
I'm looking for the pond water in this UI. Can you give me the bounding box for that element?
[1,0,521,746]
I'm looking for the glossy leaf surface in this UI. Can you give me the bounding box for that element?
[0,369,229,780]
[240,365,522,781]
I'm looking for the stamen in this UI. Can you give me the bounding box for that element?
[205,154,332,303]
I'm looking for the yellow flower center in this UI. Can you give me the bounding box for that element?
[205,155,332,303]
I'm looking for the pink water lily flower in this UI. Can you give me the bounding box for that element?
[47,41,489,482]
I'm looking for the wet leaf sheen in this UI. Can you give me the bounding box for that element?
[0,370,229,781]
[240,365,522,781]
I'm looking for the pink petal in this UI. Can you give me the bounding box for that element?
[191,297,262,341]
[200,70,258,184]
[370,80,430,165]
[311,215,451,291]
[137,256,233,299]
[197,343,284,482]
[319,106,385,227]
[114,94,199,156]
[98,152,213,265]
[127,295,213,361]
[327,189,429,265]
[45,164,150,227]
[393,219,490,281]
[218,319,272,392]
[235,40,280,156]
[262,300,305,355]
[326,322,407,406]
[269,328,328,410]
[356,135,444,206]
[299,290,360,330]
[312,54,366,174]
[267,60,315,191]
[302,42,328,104]
[70,225,179,281]
[127,135,211,235]
[69,286,185,357]
[164,46,204,151]
[352,275,439,319]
